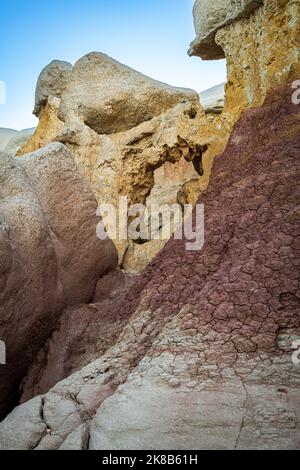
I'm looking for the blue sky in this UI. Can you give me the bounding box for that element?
[0,0,226,130]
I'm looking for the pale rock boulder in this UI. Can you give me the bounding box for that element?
[58,52,199,134]
[199,83,225,114]
[188,0,264,59]
[34,60,73,117]
[0,142,117,416]
[2,128,35,155]
[0,396,47,450]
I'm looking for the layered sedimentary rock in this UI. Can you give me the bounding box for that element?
[189,0,300,206]
[190,0,300,121]
[0,143,117,416]
[1,83,299,450]
[19,52,208,271]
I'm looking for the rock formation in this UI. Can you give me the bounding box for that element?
[215,0,300,123]
[0,0,299,452]
[189,0,264,59]
[190,0,300,124]
[0,128,35,155]
[0,142,117,416]
[199,83,225,114]
[33,60,73,117]
[1,82,299,450]
[19,52,208,271]
[189,0,300,220]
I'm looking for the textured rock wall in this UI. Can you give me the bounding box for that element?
[1,83,299,450]
[190,0,300,198]
[19,53,208,271]
[0,143,117,417]
[189,0,264,59]
[18,3,300,274]
[217,0,300,125]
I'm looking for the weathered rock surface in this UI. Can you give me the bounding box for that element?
[0,128,35,155]
[0,142,117,416]
[19,269,138,402]
[1,83,299,450]
[58,52,199,135]
[217,0,300,124]
[199,83,225,113]
[19,52,207,271]
[188,0,300,210]
[15,2,300,276]
[189,0,264,59]
[33,60,73,117]
[19,97,64,156]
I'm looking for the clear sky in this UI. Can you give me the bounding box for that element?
[0,0,226,130]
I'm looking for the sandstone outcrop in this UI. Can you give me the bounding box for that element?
[58,52,199,135]
[190,0,300,125]
[189,0,300,206]
[216,0,300,125]
[1,83,299,450]
[15,2,300,274]
[33,60,73,117]
[19,52,208,271]
[189,0,264,59]
[0,142,117,416]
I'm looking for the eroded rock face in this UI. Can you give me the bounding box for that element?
[217,0,300,123]
[58,52,199,135]
[1,84,299,450]
[34,60,73,117]
[17,2,300,275]
[189,0,264,59]
[19,52,208,271]
[19,269,139,402]
[0,142,117,416]
[187,0,300,210]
